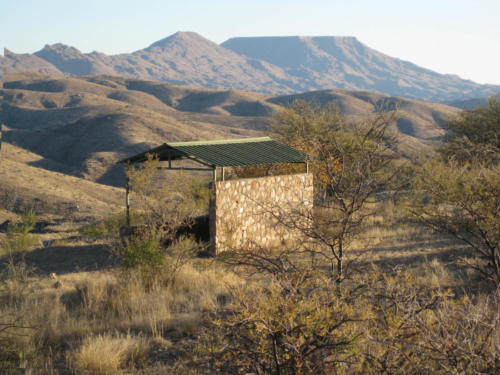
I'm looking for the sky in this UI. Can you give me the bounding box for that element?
[1,0,499,85]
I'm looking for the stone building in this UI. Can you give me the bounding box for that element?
[120,137,313,254]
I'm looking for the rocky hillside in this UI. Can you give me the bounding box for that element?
[1,73,459,189]
[1,32,498,103]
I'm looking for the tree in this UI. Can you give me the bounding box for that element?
[268,100,400,282]
[412,100,500,284]
[440,99,500,165]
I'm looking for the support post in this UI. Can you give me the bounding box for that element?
[125,172,131,227]
[222,167,225,181]
[306,161,309,174]
[213,166,217,182]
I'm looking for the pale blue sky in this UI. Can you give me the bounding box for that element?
[1,0,499,84]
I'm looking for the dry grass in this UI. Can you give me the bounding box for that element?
[0,199,494,373]
[0,245,241,372]
[343,203,475,290]
[69,332,149,375]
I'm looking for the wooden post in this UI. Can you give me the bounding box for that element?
[213,166,217,182]
[306,161,309,174]
[222,166,225,181]
[125,173,131,227]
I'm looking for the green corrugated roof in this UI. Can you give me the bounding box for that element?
[119,136,311,167]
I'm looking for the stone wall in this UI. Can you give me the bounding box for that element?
[209,173,313,254]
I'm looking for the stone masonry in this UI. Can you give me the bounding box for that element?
[209,173,313,254]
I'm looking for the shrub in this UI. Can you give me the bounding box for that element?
[118,231,164,273]
[440,99,500,165]
[2,210,39,255]
[0,321,24,371]
[79,211,142,237]
[411,160,500,284]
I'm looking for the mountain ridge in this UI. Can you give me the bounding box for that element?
[1,32,498,103]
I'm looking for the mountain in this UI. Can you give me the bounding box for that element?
[1,73,460,191]
[30,32,293,93]
[1,32,498,103]
[0,48,61,76]
[221,36,500,102]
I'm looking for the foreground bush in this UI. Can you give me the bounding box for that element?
[191,246,500,374]
[197,273,367,374]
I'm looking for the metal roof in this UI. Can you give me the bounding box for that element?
[119,136,311,167]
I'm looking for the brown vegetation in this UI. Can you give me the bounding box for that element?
[0,90,499,374]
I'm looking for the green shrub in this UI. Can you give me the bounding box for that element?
[118,231,164,279]
[189,177,212,213]
[79,211,142,237]
[1,210,39,255]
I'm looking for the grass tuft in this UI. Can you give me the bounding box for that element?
[69,332,149,375]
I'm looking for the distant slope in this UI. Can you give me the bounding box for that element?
[1,32,499,102]
[0,142,123,220]
[1,73,460,189]
[222,36,500,102]
[449,93,500,110]
[269,89,460,155]
[0,73,261,186]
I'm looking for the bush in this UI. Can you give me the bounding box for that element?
[1,210,39,256]
[118,231,164,273]
[0,322,24,371]
[79,211,142,237]
[192,260,500,374]
[197,274,366,374]
[411,161,500,284]
[440,99,500,165]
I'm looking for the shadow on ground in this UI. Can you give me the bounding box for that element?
[0,243,117,276]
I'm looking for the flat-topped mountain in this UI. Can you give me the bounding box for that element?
[1,32,499,103]
[222,36,500,102]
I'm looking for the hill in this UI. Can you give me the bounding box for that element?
[0,142,123,222]
[270,89,459,155]
[1,73,460,195]
[449,93,500,110]
[0,73,263,187]
[1,32,499,103]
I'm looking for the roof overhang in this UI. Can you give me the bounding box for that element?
[118,137,312,167]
